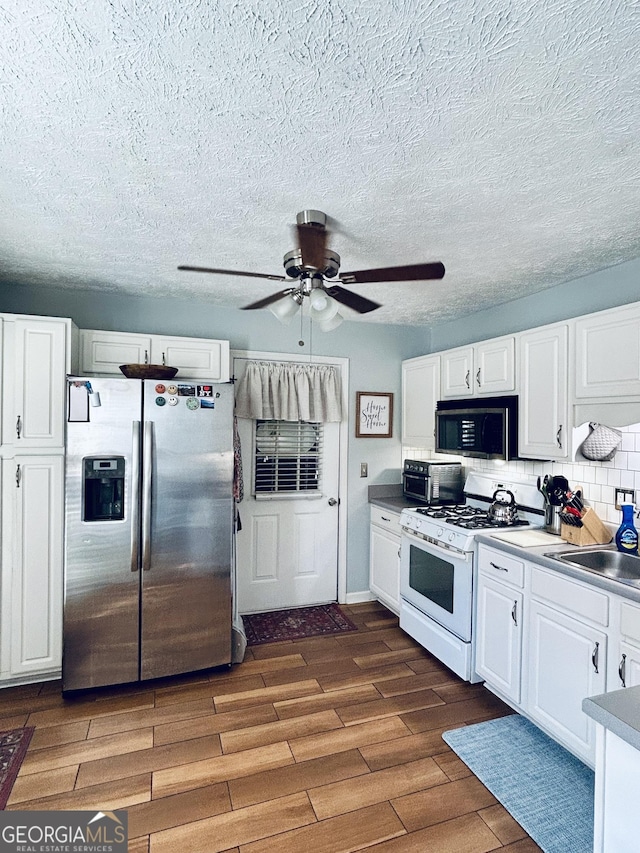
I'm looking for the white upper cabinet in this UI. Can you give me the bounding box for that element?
[401,354,440,448]
[475,336,516,395]
[2,316,76,450]
[441,346,474,397]
[80,329,230,382]
[574,303,640,399]
[518,322,569,459]
[152,334,230,382]
[441,336,515,398]
[81,330,153,374]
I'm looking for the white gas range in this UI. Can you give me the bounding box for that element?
[399,470,545,682]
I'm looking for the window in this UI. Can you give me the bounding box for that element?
[254,419,322,496]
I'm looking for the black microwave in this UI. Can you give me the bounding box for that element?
[435,395,519,460]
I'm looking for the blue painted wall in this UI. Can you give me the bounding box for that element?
[430,258,640,351]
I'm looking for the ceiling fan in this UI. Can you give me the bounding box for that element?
[178,210,445,323]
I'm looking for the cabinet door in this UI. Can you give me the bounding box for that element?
[3,456,63,678]
[518,324,569,459]
[401,355,440,447]
[475,337,515,395]
[151,335,230,381]
[575,304,640,398]
[475,575,523,703]
[441,347,474,398]
[12,319,68,449]
[526,598,605,764]
[369,523,400,615]
[80,329,153,374]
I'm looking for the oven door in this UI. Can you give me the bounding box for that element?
[400,529,473,641]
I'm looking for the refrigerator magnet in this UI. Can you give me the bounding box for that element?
[155,396,167,406]
[200,398,215,409]
[186,397,200,410]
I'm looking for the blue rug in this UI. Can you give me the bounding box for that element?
[442,715,594,853]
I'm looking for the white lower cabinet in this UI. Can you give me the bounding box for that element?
[526,598,606,764]
[1,455,63,680]
[476,543,616,767]
[476,557,524,704]
[369,506,401,615]
[614,600,640,689]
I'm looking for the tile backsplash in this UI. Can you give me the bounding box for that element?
[404,423,640,528]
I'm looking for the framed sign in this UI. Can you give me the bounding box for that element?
[356,392,393,438]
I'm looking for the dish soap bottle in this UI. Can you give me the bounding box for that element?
[616,503,639,555]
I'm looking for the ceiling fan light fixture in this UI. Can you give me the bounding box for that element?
[269,293,302,324]
[316,311,344,332]
[309,292,340,324]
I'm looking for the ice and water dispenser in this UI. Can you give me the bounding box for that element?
[83,457,125,521]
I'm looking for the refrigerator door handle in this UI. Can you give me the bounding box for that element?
[131,421,141,572]
[142,420,153,571]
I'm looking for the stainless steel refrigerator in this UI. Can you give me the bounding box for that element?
[63,376,234,692]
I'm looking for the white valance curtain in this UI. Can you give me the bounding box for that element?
[235,361,343,422]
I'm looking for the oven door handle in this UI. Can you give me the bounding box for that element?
[401,530,473,564]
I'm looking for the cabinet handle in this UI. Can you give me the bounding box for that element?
[511,600,518,626]
[619,653,627,688]
[381,515,391,522]
[16,415,21,439]
[397,547,401,558]
[15,464,21,488]
[592,641,600,674]
[489,561,508,572]
[556,425,563,448]
[476,368,481,387]
[144,349,149,365]
[162,352,166,366]
[465,370,470,389]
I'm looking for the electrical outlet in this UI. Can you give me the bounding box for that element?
[360,462,368,478]
[615,488,636,510]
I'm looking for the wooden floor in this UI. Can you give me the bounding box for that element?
[1,602,543,852]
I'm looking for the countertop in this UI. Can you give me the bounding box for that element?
[475,530,640,606]
[368,484,417,514]
[583,686,640,752]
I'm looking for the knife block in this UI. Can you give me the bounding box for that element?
[560,508,613,546]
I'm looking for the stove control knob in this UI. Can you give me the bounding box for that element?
[448,532,456,542]
[437,527,444,537]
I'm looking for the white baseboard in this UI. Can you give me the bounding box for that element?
[344,590,376,605]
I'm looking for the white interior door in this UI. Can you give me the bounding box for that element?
[234,360,341,614]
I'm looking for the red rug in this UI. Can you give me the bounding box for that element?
[243,603,358,645]
[0,727,34,809]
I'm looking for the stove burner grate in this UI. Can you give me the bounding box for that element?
[414,503,530,530]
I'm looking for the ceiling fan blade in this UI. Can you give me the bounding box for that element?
[325,285,381,314]
[178,265,287,282]
[296,223,327,270]
[241,288,296,310]
[339,261,445,284]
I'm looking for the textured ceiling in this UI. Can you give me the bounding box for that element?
[1,0,639,326]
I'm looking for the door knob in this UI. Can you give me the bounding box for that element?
[328,497,338,506]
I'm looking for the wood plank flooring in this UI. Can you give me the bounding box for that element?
[1,602,543,852]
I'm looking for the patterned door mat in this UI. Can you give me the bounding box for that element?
[243,603,358,645]
[0,727,35,809]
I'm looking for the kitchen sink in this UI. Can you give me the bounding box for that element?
[546,547,640,586]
